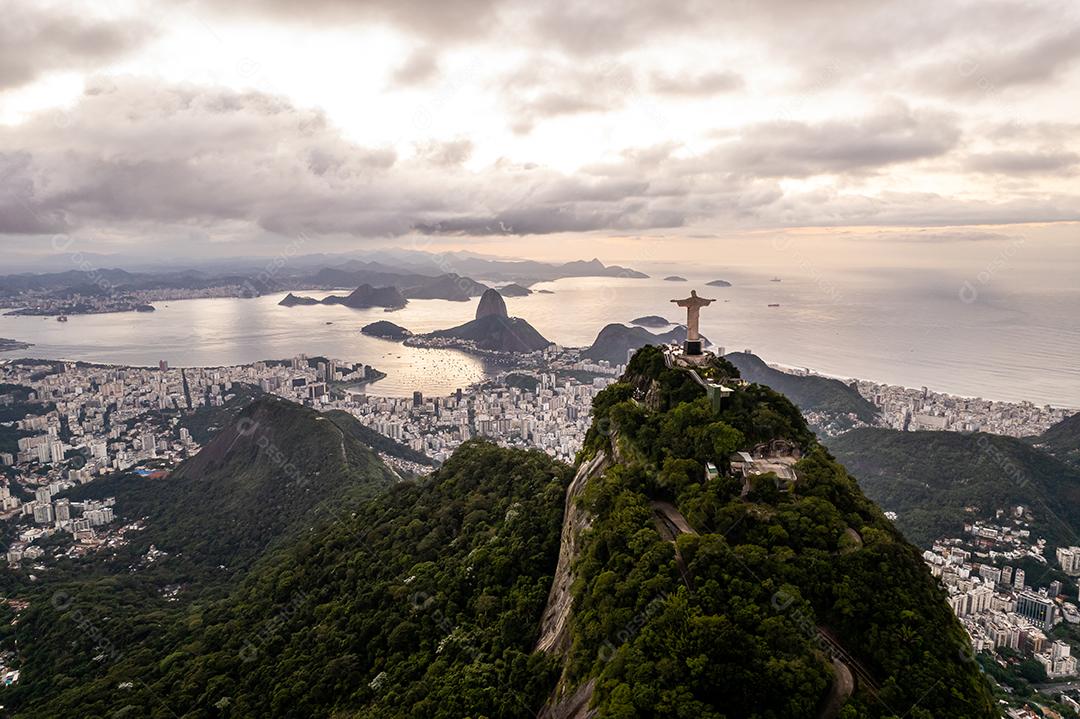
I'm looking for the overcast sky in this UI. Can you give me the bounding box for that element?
[1,0,1078,266]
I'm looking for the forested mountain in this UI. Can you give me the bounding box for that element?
[537,346,994,718]
[1033,411,1080,470]
[8,441,571,718]
[828,427,1080,548]
[1,348,995,718]
[725,351,879,434]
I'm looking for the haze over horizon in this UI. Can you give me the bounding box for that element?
[1,0,1078,271]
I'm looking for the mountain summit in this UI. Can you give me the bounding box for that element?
[475,287,509,319]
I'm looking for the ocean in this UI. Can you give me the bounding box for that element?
[1,263,1077,406]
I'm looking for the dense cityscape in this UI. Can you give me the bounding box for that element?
[3,345,1072,570]
[777,365,1072,437]
[923,507,1080,716]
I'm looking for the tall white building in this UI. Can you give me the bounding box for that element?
[1057,546,1080,577]
[48,440,65,464]
[33,503,54,524]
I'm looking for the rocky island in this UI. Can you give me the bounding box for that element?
[497,283,532,297]
[279,285,407,310]
[410,288,551,354]
[0,338,33,352]
[360,321,412,340]
[321,284,407,309]
[278,293,320,306]
[706,279,732,287]
[663,275,687,281]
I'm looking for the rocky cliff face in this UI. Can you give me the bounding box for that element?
[535,450,608,719]
[475,287,509,319]
[536,450,608,656]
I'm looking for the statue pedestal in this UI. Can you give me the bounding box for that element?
[684,339,703,356]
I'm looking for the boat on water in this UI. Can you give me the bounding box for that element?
[56,315,68,322]
[770,277,782,282]
[768,303,780,307]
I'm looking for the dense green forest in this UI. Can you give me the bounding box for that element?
[555,346,995,718]
[7,441,570,718]
[827,427,1080,548]
[1033,411,1080,470]
[0,346,997,717]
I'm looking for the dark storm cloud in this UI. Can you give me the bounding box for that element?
[413,203,686,236]
[4,76,1074,242]
[912,27,1080,97]
[0,79,692,239]
[705,104,961,177]
[0,2,151,90]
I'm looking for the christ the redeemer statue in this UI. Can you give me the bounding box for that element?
[671,290,714,356]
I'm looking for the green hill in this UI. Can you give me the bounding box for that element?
[9,440,571,718]
[1032,411,1080,470]
[323,408,435,467]
[69,395,402,575]
[538,346,995,719]
[725,351,879,433]
[828,427,1080,548]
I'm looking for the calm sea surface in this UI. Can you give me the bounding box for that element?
[1,265,1077,406]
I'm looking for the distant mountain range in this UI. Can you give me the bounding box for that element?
[0,253,646,302]
[280,284,408,309]
[377,254,649,283]
[311,267,488,301]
